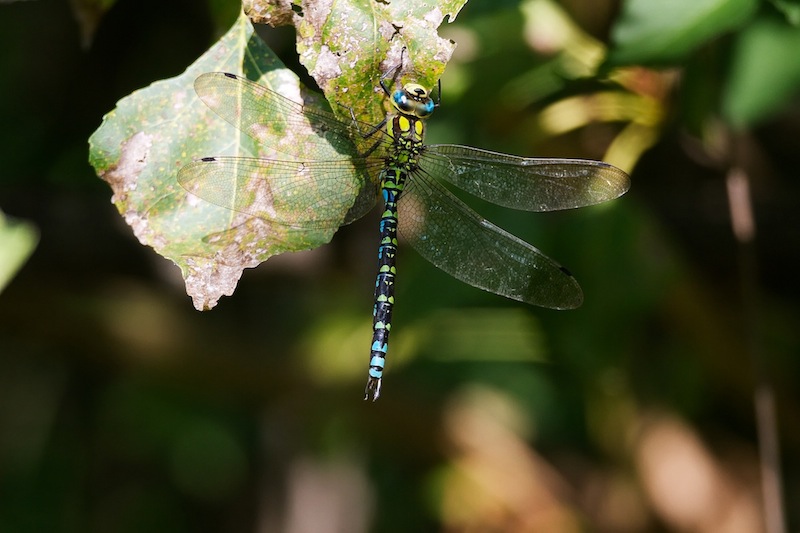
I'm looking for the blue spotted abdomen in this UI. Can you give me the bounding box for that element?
[363,112,423,401]
[364,167,404,401]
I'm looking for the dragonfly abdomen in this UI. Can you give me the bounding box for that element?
[364,167,406,401]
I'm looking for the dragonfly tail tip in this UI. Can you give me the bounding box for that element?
[364,377,382,402]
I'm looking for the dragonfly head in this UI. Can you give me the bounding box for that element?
[391,83,436,119]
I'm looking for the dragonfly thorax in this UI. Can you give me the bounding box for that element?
[391,83,435,118]
[386,113,425,165]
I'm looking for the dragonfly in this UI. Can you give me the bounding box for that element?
[178,68,630,401]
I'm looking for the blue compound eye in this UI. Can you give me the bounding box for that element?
[393,90,414,113]
[416,98,435,118]
[392,84,435,118]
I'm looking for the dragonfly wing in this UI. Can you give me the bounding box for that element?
[194,72,381,159]
[398,172,583,309]
[422,144,630,212]
[178,157,380,228]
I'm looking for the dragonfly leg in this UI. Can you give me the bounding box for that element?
[356,117,388,158]
[380,48,406,96]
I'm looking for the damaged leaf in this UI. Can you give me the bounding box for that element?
[90,1,465,310]
[244,0,466,126]
[89,13,339,310]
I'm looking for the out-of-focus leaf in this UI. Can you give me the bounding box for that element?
[608,0,758,65]
[69,0,116,48]
[722,16,800,128]
[770,0,800,25]
[244,0,466,126]
[89,13,341,310]
[0,210,38,293]
[206,0,243,32]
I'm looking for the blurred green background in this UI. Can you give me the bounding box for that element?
[2,0,800,531]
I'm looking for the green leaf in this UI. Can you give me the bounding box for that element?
[89,2,465,311]
[770,0,800,26]
[244,0,466,126]
[0,210,38,293]
[722,16,800,128]
[608,0,758,65]
[89,13,341,310]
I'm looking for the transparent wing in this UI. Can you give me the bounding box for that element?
[398,171,583,309]
[178,156,381,228]
[422,144,630,211]
[194,72,389,158]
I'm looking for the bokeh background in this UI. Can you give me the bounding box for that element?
[2,0,799,531]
